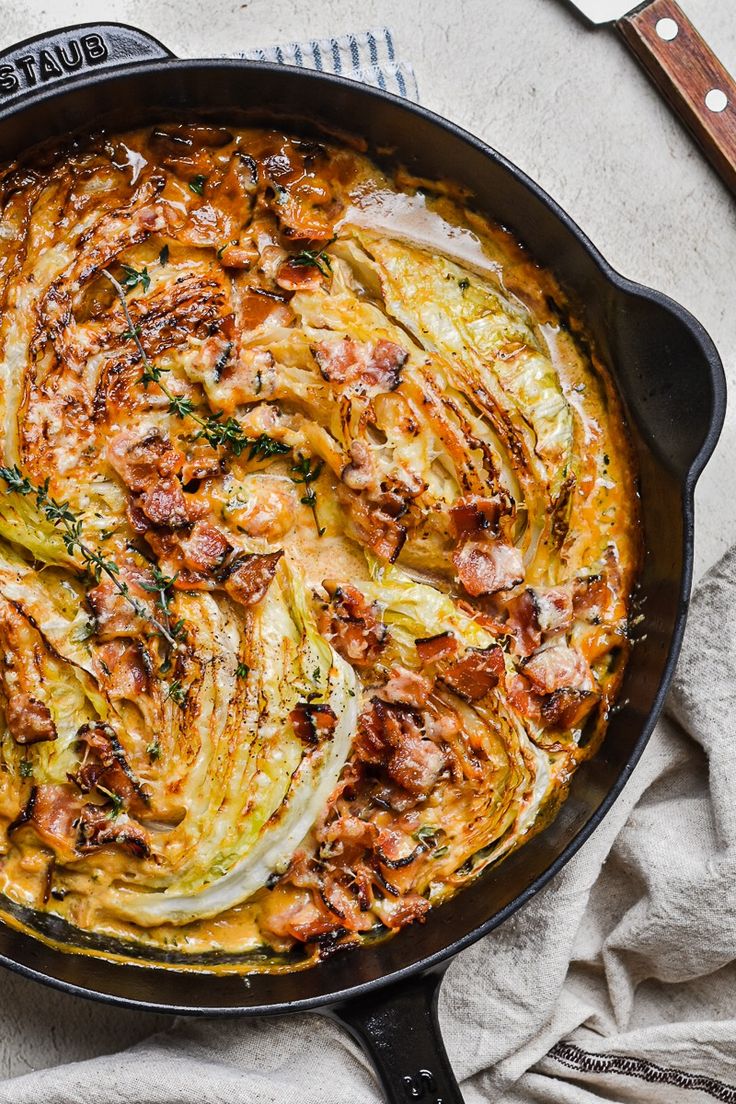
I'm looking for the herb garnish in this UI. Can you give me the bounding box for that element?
[147,741,161,761]
[247,433,291,463]
[19,760,33,778]
[104,269,267,460]
[188,174,207,196]
[119,264,151,294]
[158,245,169,266]
[166,679,187,707]
[0,464,180,647]
[291,248,332,278]
[236,663,250,679]
[290,454,325,536]
[97,786,124,818]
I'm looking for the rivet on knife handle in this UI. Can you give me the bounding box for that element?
[617,0,736,196]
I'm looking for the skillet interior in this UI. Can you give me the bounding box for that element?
[0,58,724,1014]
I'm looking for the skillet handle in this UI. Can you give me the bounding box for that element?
[617,0,736,195]
[0,22,173,112]
[325,967,465,1104]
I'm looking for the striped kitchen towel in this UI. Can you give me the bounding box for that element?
[239,26,418,101]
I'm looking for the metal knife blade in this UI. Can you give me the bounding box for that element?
[563,0,650,26]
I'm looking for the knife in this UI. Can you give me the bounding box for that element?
[564,0,736,195]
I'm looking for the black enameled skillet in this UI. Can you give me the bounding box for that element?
[0,23,725,1104]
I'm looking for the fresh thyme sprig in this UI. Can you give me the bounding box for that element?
[290,454,325,536]
[0,464,180,648]
[290,248,332,278]
[103,269,276,459]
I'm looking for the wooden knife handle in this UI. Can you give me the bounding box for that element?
[618,0,736,195]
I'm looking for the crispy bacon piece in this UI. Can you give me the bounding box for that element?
[415,631,459,665]
[505,589,542,656]
[505,585,574,656]
[440,645,505,702]
[71,722,145,810]
[289,703,338,745]
[96,641,151,701]
[541,688,599,730]
[506,672,542,721]
[355,699,446,796]
[222,551,283,607]
[573,572,618,624]
[87,566,155,640]
[276,258,325,291]
[137,479,190,529]
[76,805,150,858]
[449,496,502,540]
[453,540,524,597]
[8,784,82,852]
[107,429,183,492]
[5,694,57,745]
[107,429,190,529]
[347,493,408,564]
[180,521,232,574]
[314,337,407,391]
[523,644,592,694]
[318,585,387,666]
[378,893,431,930]
[377,667,433,709]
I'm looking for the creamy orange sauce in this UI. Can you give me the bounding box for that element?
[0,125,639,970]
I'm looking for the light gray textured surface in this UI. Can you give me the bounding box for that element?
[0,0,733,1084]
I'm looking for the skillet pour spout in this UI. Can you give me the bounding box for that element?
[0,21,724,1104]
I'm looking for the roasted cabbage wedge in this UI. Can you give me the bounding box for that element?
[0,124,638,968]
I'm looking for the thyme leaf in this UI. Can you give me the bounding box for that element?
[290,454,325,536]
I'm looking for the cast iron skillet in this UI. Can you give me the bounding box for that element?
[0,22,726,1104]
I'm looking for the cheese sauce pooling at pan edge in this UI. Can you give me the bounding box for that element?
[0,124,639,970]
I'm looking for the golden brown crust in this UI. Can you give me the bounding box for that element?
[0,124,639,968]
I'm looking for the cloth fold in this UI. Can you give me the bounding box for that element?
[0,28,734,1104]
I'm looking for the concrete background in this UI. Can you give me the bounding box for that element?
[0,0,733,1079]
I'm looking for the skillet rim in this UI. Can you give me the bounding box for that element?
[0,55,725,1016]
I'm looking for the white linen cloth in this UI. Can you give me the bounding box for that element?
[0,28,734,1104]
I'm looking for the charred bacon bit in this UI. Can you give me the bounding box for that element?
[541,688,599,730]
[222,550,283,607]
[505,589,542,657]
[415,631,459,665]
[314,337,407,391]
[95,641,151,701]
[71,722,146,809]
[573,572,617,624]
[8,784,82,852]
[523,644,593,695]
[377,667,433,709]
[289,703,338,745]
[506,672,542,721]
[505,585,574,656]
[276,258,325,291]
[76,804,150,858]
[379,893,430,930]
[88,566,155,640]
[347,493,407,564]
[180,521,232,574]
[5,694,57,745]
[137,478,190,529]
[449,495,502,540]
[107,429,183,493]
[318,584,387,666]
[535,586,574,633]
[453,540,524,597]
[440,645,505,702]
[355,699,446,796]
